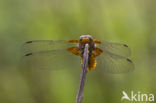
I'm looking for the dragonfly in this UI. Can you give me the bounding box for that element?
[21,35,134,73]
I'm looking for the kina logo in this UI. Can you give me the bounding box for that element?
[121,91,154,102]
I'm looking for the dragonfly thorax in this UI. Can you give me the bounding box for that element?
[79,35,95,55]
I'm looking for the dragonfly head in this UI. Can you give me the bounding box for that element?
[80,35,93,44]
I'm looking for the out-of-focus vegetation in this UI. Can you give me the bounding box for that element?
[0,0,156,103]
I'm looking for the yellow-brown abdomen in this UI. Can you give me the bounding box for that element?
[81,53,97,71]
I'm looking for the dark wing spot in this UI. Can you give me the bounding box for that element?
[127,58,132,63]
[25,53,33,56]
[123,44,128,47]
[26,41,33,43]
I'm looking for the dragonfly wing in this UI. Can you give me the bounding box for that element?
[96,50,134,73]
[95,40,131,57]
[20,49,81,71]
[22,40,77,55]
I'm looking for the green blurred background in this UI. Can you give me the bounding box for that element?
[0,0,156,103]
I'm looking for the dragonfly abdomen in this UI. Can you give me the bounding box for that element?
[81,53,97,71]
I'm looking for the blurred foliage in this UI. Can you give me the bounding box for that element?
[0,0,156,103]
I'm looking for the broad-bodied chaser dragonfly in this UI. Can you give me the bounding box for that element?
[21,35,134,73]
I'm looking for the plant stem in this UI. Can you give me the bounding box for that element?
[76,44,89,103]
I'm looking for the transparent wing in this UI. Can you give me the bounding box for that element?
[96,40,131,57]
[20,49,81,71]
[96,50,134,73]
[21,40,77,55]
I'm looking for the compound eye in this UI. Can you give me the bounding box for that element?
[89,37,93,42]
[80,35,84,39]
